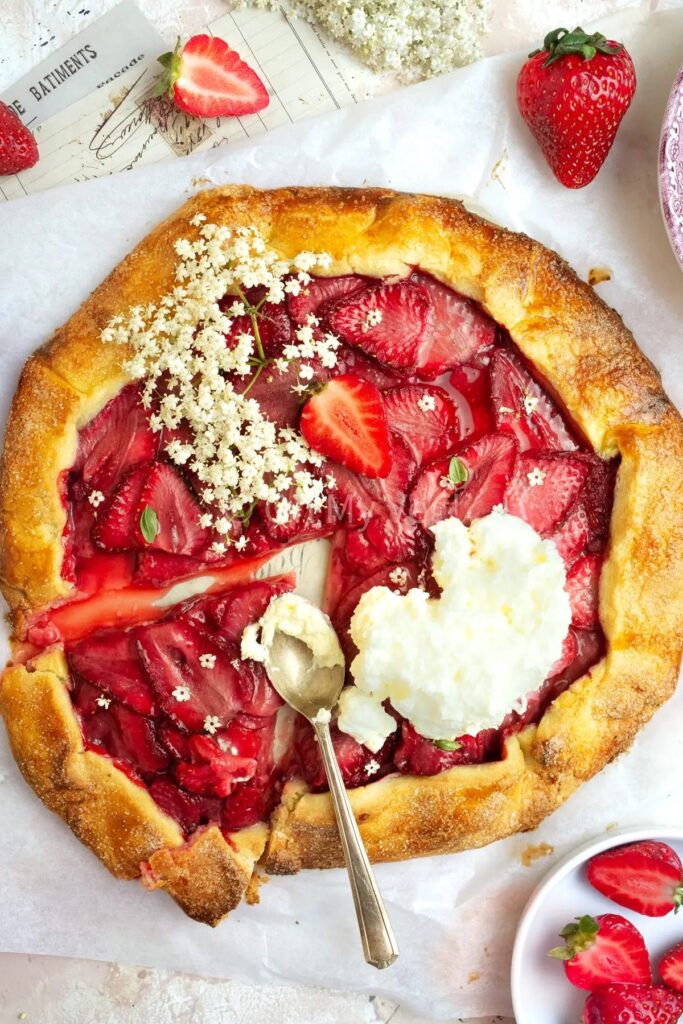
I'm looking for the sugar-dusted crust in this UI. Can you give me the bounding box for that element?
[0,650,267,923]
[1,186,682,918]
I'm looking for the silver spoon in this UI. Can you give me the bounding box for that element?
[264,625,399,969]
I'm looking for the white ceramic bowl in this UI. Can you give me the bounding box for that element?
[511,827,683,1024]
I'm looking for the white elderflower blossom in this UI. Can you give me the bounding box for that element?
[234,0,491,83]
[417,393,436,412]
[102,223,342,523]
[204,715,221,735]
[199,653,217,669]
[88,490,105,508]
[527,466,546,488]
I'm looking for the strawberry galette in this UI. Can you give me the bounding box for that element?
[1,186,682,926]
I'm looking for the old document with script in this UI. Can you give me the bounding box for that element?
[0,1,379,203]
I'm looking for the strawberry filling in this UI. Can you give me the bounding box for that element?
[44,269,615,833]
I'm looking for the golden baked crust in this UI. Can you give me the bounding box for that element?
[1,186,682,919]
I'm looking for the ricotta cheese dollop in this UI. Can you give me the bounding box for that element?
[241,592,344,672]
[337,510,572,752]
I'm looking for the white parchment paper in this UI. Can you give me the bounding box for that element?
[0,8,682,1018]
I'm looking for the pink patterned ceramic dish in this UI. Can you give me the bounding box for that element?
[659,63,683,271]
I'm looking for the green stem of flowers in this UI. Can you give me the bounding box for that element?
[242,360,266,397]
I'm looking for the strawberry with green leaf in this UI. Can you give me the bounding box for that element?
[155,35,269,119]
[517,27,636,188]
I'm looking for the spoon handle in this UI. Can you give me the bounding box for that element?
[313,720,399,969]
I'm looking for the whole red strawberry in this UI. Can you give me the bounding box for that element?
[517,27,636,188]
[0,101,39,175]
[155,35,268,118]
[582,983,683,1024]
[547,913,651,990]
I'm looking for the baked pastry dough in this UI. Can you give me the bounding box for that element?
[2,186,682,925]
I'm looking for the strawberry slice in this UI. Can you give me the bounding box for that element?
[226,301,292,359]
[74,684,169,777]
[566,553,602,627]
[410,432,518,529]
[449,364,496,441]
[490,348,579,451]
[383,384,460,465]
[156,35,269,118]
[330,560,421,646]
[342,528,389,575]
[504,452,590,535]
[326,280,431,370]
[137,461,211,556]
[325,463,379,529]
[67,630,155,715]
[93,463,150,550]
[548,913,651,990]
[587,841,683,917]
[411,271,496,378]
[135,551,206,585]
[394,720,495,775]
[232,359,303,430]
[149,777,221,835]
[582,984,683,1024]
[548,501,591,568]
[660,942,683,992]
[136,619,247,732]
[176,734,257,798]
[334,345,405,391]
[295,720,397,791]
[300,374,392,478]
[363,433,421,560]
[288,275,367,323]
[196,576,294,645]
[77,384,158,494]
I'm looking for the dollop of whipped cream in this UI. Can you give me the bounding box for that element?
[337,511,572,752]
[241,593,344,671]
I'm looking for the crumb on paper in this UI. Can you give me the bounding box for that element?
[18,1015,28,1021]
[468,971,481,984]
[588,266,612,286]
[490,148,508,189]
[521,841,554,866]
[605,821,619,832]
[191,175,213,188]
[245,871,269,905]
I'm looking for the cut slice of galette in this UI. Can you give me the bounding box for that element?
[1,186,682,925]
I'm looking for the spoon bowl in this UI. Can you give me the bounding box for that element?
[264,631,345,721]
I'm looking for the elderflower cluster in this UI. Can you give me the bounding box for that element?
[237,0,491,82]
[102,218,339,530]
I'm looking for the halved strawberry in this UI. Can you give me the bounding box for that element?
[449,363,496,441]
[300,374,392,478]
[582,984,683,1024]
[660,941,683,992]
[548,913,651,990]
[93,463,150,550]
[326,280,430,370]
[68,630,155,715]
[137,461,211,556]
[587,841,683,918]
[410,432,518,529]
[566,553,602,627]
[77,384,158,494]
[383,384,460,465]
[287,275,366,323]
[504,452,590,535]
[149,777,221,835]
[156,35,269,118]
[411,271,496,378]
[136,619,248,731]
[490,348,579,451]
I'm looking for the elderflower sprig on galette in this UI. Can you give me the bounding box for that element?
[101,217,339,535]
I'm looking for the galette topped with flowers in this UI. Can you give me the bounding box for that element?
[1,186,681,926]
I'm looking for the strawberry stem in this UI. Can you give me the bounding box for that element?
[529,26,623,67]
[548,915,599,960]
[154,38,183,98]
